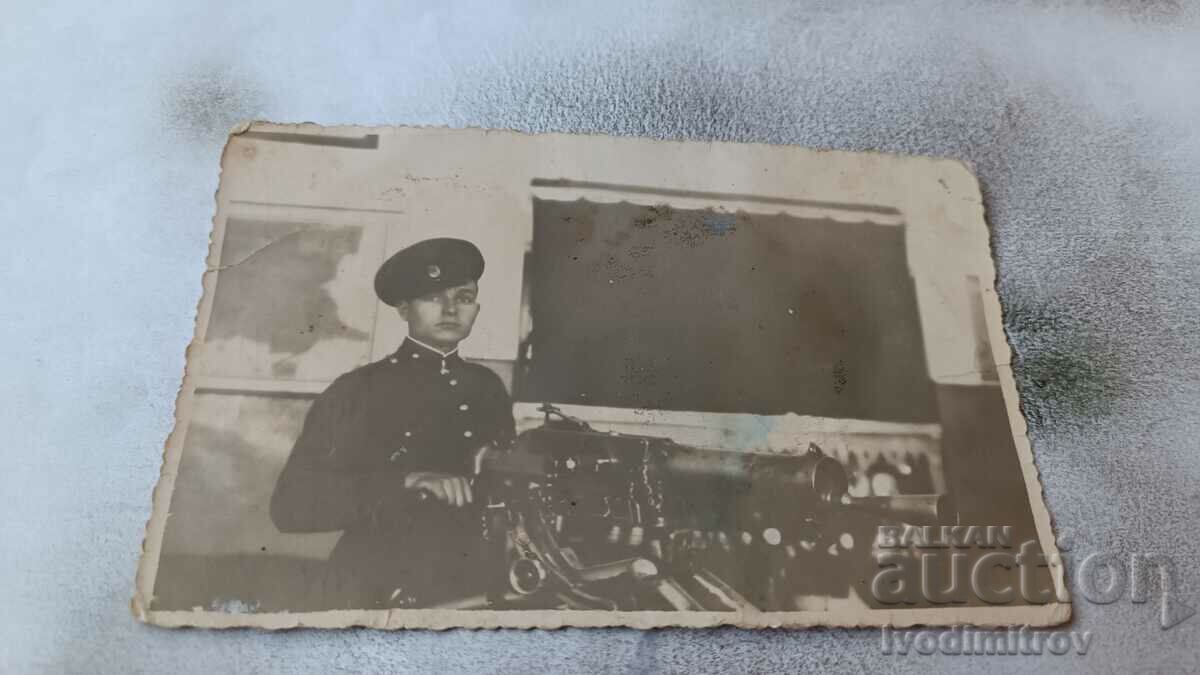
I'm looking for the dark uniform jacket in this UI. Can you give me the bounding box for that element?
[270,338,515,609]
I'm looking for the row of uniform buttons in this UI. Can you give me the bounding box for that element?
[384,351,475,460]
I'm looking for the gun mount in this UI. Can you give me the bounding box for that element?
[435,404,953,611]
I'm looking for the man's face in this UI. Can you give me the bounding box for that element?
[398,280,480,351]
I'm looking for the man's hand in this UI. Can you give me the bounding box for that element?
[403,471,473,507]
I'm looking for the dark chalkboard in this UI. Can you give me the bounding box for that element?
[516,199,936,422]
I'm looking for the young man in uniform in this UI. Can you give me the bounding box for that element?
[270,237,515,609]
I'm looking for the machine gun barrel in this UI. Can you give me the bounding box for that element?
[476,427,952,530]
[663,444,850,506]
[842,494,954,526]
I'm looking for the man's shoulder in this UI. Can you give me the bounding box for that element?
[462,360,507,388]
[318,359,391,397]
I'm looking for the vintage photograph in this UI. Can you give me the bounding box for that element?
[134,125,1067,629]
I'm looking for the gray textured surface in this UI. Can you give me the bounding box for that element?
[2,1,1198,672]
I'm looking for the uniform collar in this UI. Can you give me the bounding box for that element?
[396,336,464,370]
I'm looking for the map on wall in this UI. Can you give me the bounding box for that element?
[200,218,385,382]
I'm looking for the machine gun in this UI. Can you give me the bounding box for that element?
[435,404,953,611]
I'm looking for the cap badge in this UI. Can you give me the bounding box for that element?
[426,264,441,279]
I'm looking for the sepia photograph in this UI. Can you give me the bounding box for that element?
[135,124,1067,629]
[10,2,1200,671]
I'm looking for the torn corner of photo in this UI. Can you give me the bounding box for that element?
[133,123,1069,630]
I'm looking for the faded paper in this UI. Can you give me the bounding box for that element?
[134,124,1069,629]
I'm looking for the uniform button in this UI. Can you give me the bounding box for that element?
[404,431,412,438]
[459,403,469,411]
[463,430,473,438]
[411,352,420,359]
[449,379,458,386]
[389,357,398,364]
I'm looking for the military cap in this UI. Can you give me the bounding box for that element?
[374,237,485,306]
